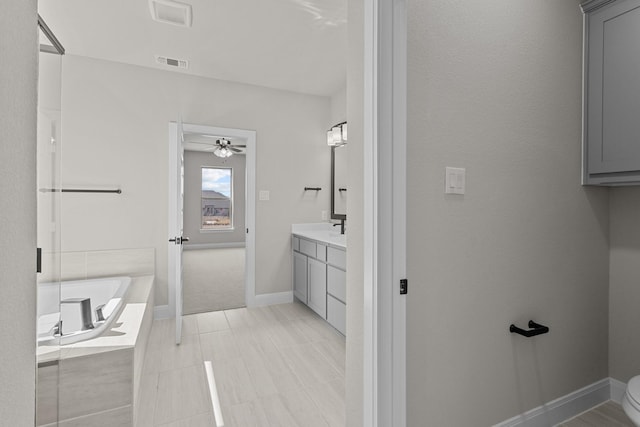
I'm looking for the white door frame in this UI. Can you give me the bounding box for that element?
[168,123,256,317]
[363,0,407,425]
[164,0,408,421]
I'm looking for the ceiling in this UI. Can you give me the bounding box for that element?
[38,0,347,97]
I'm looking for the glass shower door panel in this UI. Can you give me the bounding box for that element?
[36,47,62,427]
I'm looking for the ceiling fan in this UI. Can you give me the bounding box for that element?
[213,138,246,158]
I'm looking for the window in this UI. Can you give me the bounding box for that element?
[201,167,232,230]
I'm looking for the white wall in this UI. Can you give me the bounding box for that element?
[406,1,610,425]
[183,150,246,246]
[609,187,640,383]
[0,0,38,423]
[60,55,331,305]
[331,86,347,125]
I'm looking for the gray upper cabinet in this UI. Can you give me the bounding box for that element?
[582,0,640,185]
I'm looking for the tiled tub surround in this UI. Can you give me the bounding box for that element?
[36,275,154,426]
[39,247,156,283]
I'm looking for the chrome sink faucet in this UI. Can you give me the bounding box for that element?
[333,219,346,235]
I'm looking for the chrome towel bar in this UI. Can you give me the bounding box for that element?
[39,188,122,194]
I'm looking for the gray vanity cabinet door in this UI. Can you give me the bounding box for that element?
[293,251,308,303]
[307,257,327,318]
[585,0,640,183]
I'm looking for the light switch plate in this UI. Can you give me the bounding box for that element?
[259,190,270,201]
[445,167,465,195]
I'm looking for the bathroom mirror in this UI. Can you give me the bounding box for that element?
[331,145,347,219]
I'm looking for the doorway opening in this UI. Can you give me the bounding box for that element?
[182,133,249,314]
[168,123,257,336]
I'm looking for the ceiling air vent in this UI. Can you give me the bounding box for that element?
[148,0,192,27]
[155,55,189,69]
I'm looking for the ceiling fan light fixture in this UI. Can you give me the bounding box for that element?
[213,140,233,158]
[213,147,226,158]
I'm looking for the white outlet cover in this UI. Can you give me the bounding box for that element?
[259,190,270,201]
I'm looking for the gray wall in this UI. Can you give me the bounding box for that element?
[183,150,246,246]
[406,1,610,425]
[60,55,331,305]
[345,0,364,424]
[609,187,640,383]
[0,0,38,423]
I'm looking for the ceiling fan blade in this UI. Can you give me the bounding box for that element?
[228,146,243,153]
[232,144,247,148]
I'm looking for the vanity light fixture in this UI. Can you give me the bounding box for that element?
[327,121,348,146]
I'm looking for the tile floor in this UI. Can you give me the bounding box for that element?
[558,401,633,426]
[137,301,345,426]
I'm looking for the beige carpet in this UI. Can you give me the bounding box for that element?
[182,248,245,315]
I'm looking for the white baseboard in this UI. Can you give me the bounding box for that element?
[494,378,611,427]
[154,305,171,319]
[610,377,627,404]
[183,242,245,251]
[155,291,292,317]
[248,291,293,307]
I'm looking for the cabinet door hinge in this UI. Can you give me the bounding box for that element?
[400,279,408,295]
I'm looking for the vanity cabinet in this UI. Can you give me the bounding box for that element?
[582,0,640,185]
[293,251,308,303]
[307,257,327,318]
[292,235,346,335]
[326,266,346,335]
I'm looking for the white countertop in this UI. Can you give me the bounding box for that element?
[292,223,346,249]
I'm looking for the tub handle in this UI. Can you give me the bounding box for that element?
[52,320,62,336]
[509,320,549,337]
[95,305,106,322]
[61,298,94,331]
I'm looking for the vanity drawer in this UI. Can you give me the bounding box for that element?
[327,265,346,303]
[327,247,346,270]
[292,236,300,252]
[316,244,327,262]
[327,295,346,335]
[298,238,316,258]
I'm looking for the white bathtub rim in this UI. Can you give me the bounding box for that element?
[36,275,154,364]
[37,276,132,346]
